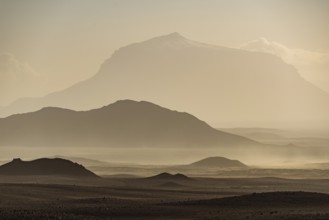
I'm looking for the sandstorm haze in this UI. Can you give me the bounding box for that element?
[0,0,329,166]
[2,2,329,219]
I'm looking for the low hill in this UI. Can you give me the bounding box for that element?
[0,158,98,178]
[189,156,247,168]
[146,172,191,181]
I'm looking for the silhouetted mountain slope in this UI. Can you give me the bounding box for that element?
[0,100,257,148]
[1,33,329,128]
[190,156,247,168]
[0,158,98,177]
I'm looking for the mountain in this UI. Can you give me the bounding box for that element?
[1,33,329,128]
[0,100,257,148]
[0,158,98,177]
[189,157,247,168]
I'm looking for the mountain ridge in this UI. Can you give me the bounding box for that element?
[0,100,257,148]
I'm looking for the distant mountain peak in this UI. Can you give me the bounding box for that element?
[147,32,187,42]
[113,32,214,53]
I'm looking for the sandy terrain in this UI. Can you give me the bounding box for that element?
[0,176,329,219]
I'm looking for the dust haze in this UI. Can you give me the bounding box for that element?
[1,0,329,219]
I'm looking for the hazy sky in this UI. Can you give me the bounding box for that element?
[1,0,329,104]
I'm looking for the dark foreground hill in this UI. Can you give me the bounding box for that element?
[189,156,248,168]
[0,100,257,148]
[0,158,98,177]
